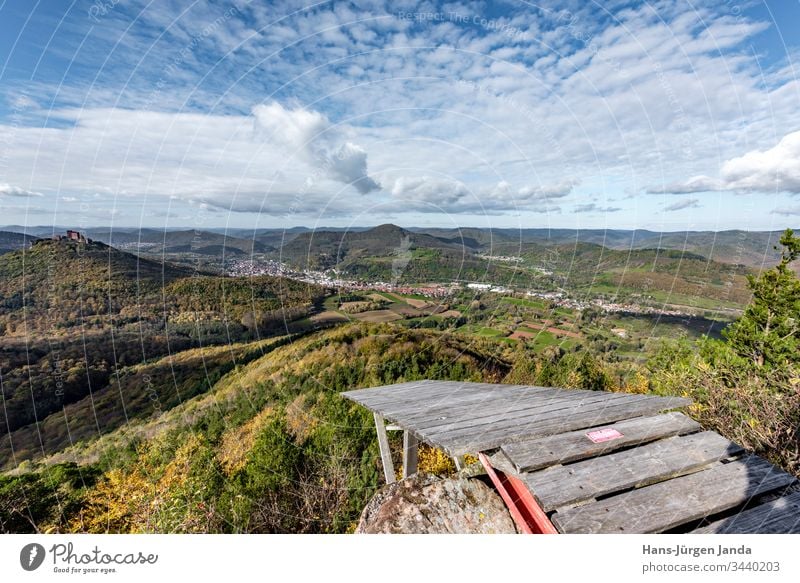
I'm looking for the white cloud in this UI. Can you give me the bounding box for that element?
[1,0,799,228]
[251,101,329,154]
[663,198,700,212]
[650,131,800,195]
[574,203,622,214]
[252,101,380,194]
[390,176,574,213]
[0,183,42,198]
[718,131,800,193]
[0,104,379,217]
[329,142,381,194]
[771,206,800,217]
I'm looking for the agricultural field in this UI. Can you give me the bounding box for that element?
[320,291,463,327]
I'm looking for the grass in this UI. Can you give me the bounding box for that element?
[501,297,547,309]
[528,331,577,350]
[475,327,507,337]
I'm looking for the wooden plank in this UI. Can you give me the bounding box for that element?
[346,382,527,415]
[342,380,441,404]
[394,386,572,428]
[373,412,395,484]
[408,389,624,432]
[503,412,702,472]
[422,392,639,438]
[341,379,431,399]
[391,389,614,437]
[432,393,688,447]
[551,455,797,533]
[355,380,529,403]
[402,430,419,479]
[692,491,800,534]
[438,396,691,455]
[487,450,517,476]
[524,431,743,511]
[360,384,561,421]
[345,381,571,411]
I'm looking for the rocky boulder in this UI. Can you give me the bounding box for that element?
[355,471,518,534]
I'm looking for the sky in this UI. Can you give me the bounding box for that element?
[0,0,799,231]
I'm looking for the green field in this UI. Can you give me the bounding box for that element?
[501,296,548,309]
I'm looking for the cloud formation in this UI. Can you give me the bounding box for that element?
[573,203,622,214]
[0,183,41,198]
[650,131,800,195]
[390,177,574,213]
[663,198,700,212]
[252,101,380,194]
[1,0,799,228]
[771,206,800,217]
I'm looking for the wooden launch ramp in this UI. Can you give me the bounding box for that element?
[342,380,800,534]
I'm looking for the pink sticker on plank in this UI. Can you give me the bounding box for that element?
[586,428,623,443]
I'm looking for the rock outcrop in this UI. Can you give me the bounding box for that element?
[355,471,518,534]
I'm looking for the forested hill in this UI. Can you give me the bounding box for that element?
[85,228,273,255]
[277,223,464,268]
[0,237,322,334]
[276,223,510,282]
[0,237,192,334]
[0,238,326,457]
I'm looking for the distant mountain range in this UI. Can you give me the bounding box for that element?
[2,224,795,268]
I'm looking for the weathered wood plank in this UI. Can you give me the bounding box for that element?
[432,393,681,442]
[363,385,567,423]
[341,379,431,399]
[409,389,628,433]
[346,380,521,406]
[346,381,577,411]
[551,456,797,533]
[345,382,536,416]
[373,412,395,484]
[487,450,517,476]
[525,431,743,511]
[440,396,691,455]
[402,430,419,479]
[394,386,572,428]
[503,412,702,472]
[692,491,800,534]
[423,392,640,438]
[342,380,448,404]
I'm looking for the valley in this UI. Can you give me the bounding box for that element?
[1,224,797,534]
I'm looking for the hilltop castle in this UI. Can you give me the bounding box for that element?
[52,230,91,243]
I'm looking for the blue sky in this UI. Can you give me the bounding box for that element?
[0,0,799,231]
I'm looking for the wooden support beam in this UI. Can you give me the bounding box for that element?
[373,412,395,484]
[478,452,559,534]
[402,430,419,479]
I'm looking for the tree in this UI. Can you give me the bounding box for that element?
[724,228,800,367]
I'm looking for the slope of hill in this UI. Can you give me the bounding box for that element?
[0,238,192,329]
[0,239,326,449]
[274,225,754,308]
[0,323,512,533]
[410,228,789,268]
[276,223,511,282]
[0,336,292,470]
[85,228,273,255]
[513,242,754,308]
